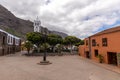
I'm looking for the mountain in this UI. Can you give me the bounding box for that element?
[51,31,68,38]
[0,4,68,40]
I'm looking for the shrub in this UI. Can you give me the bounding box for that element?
[98,54,104,63]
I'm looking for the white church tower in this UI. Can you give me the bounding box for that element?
[34,17,41,32]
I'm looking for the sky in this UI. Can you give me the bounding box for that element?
[0,0,120,39]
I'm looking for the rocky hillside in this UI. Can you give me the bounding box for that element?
[0,4,68,39]
[51,31,68,38]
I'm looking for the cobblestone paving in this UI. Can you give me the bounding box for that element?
[0,52,120,80]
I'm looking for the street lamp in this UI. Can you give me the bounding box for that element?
[37,0,51,65]
[39,28,52,65]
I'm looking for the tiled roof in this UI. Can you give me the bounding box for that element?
[90,26,120,37]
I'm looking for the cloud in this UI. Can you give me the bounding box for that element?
[0,0,120,39]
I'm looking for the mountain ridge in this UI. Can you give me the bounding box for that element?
[0,4,68,39]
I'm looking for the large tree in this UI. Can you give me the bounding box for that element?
[64,36,81,53]
[26,32,43,52]
[47,34,63,52]
[75,40,84,46]
[24,41,33,54]
[26,32,42,47]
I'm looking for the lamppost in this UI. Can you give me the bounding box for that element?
[43,33,47,61]
[39,28,52,65]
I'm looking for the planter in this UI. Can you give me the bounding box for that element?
[98,54,104,63]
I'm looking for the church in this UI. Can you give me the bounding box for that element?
[33,17,50,35]
[34,17,41,33]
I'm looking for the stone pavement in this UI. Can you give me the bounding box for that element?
[0,51,119,80]
[80,57,120,74]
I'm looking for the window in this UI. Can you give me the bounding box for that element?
[102,38,107,46]
[94,50,98,57]
[7,35,13,45]
[92,39,96,46]
[86,40,88,46]
[7,35,11,44]
[15,39,19,45]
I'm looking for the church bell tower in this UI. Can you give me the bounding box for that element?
[34,17,41,32]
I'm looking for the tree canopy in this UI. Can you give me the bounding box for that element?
[63,36,81,45]
[26,32,42,46]
[47,34,63,46]
[26,32,84,53]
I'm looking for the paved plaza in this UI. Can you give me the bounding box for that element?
[0,52,120,80]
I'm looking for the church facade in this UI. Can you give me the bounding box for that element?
[33,17,51,35]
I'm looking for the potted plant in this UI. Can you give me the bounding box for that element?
[98,54,104,63]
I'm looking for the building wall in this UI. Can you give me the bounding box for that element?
[0,32,7,55]
[79,30,120,67]
[79,38,91,58]
[78,45,85,57]
[90,31,120,63]
[0,30,21,56]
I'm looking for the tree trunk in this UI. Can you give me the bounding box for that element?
[27,48,30,54]
[37,47,40,53]
[53,47,55,53]
[37,44,40,53]
[51,46,55,53]
[70,43,72,54]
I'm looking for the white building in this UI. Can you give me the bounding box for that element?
[34,17,41,32]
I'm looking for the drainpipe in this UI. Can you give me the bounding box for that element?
[89,37,91,59]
